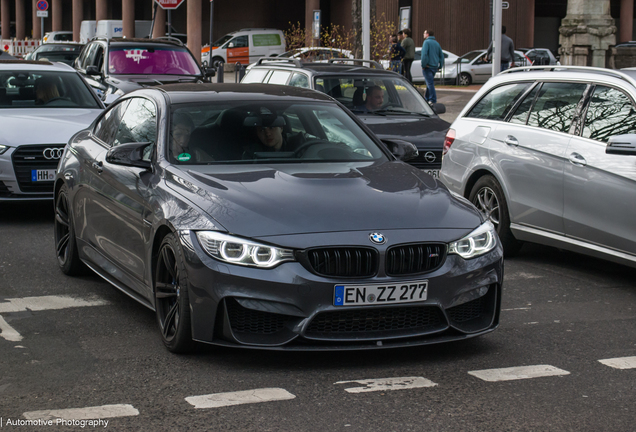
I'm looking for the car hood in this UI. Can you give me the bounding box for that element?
[0,109,101,146]
[165,160,481,238]
[109,74,201,86]
[357,115,450,151]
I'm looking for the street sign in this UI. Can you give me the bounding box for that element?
[36,0,48,11]
[36,10,48,17]
[155,0,185,10]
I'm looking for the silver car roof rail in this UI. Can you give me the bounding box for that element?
[255,57,302,67]
[328,58,384,69]
[500,65,636,88]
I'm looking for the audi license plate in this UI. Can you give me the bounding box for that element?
[334,281,428,306]
[425,169,440,179]
[31,169,56,182]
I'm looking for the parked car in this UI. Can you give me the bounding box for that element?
[53,83,503,353]
[24,43,84,66]
[410,48,458,83]
[241,58,450,177]
[518,48,560,65]
[0,60,103,201]
[43,31,74,43]
[440,49,532,86]
[278,47,353,62]
[201,28,286,68]
[74,37,214,104]
[440,65,636,267]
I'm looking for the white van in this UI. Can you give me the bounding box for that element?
[80,20,96,43]
[95,20,154,39]
[202,28,285,68]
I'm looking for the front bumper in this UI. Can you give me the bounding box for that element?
[0,144,64,201]
[180,230,503,351]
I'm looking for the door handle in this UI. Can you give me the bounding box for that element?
[92,161,103,173]
[568,152,587,166]
[504,135,519,146]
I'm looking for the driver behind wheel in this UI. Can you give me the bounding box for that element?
[35,77,60,105]
[242,109,306,158]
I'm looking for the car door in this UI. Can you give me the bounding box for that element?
[226,35,249,65]
[488,81,588,234]
[81,42,107,98]
[86,97,158,294]
[471,53,492,83]
[563,84,636,255]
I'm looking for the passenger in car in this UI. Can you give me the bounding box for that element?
[170,112,213,163]
[242,114,306,158]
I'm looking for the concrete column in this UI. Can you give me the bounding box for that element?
[15,0,25,39]
[52,0,62,32]
[305,0,320,47]
[72,0,81,41]
[122,0,134,38]
[32,0,41,39]
[187,0,201,64]
[1,0,10,40]
[152,6,166,39]
[96,0,107,22]
[620,0,634,43]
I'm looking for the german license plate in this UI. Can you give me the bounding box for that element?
[424,169,440,179]
[334,281,428,306]
[31,169,56,182]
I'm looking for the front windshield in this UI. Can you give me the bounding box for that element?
[0,70,101,108]
[278,49,301,58]
[458,51,484,63]
[167,101,387,165]
[212,35,233,47]
[315,76,435,115]
[108,46,200,75]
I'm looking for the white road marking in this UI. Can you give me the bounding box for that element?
[0,315,23,342]
[468,365,570,382]
[501,307,532,311]
[23,404,139,421]
[185,388,296,409]
[334,377,438,393]
[505,272,544,281]
[598,356,636,369]
[0,295,109,314]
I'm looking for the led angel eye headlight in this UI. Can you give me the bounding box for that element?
[448,221,497,259]
[196,231,295,268]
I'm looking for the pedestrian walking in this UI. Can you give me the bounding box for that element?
[486,26,516,72]
[388,34,405,74]
[420,29,443,104]
[400,28,415,82]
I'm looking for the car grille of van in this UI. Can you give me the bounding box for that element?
[408,150,442,170]
[385,243,446,275]
[305,247,378,278]
[305,306,446,339]
[11,144,64,193]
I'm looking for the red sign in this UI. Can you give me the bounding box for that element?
[37,0,48,11]
[155,0,184,10]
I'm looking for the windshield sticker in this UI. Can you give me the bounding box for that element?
[177,153,191,162]
[124,49,149,64]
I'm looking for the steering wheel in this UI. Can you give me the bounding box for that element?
[292,138,330,157]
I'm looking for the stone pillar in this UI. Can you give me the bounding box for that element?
[1,0,10,40]
[32,0,41,39]
[52,0,62,32]
[96,0,107,22]
[559,0,616,67]
[72,0,81,40]
[187,0,201,64]
[152,5,166,39]
[15,0,25,39]
[122,0,134,38]
[620,0,634,43]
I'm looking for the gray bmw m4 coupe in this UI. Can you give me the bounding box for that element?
[54,83,503,353]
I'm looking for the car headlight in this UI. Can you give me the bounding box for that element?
[196,231,295,268]
[448,221,497,259]
[0,144,9,155]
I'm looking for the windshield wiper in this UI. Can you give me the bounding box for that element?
[374,108,430,116]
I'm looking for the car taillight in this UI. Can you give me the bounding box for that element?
[443,128,455,155]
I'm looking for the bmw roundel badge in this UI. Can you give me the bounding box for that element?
[369,232,386,245]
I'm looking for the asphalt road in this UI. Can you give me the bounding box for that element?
[1,93,635,431]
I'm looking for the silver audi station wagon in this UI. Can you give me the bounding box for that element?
[440,66,636,267]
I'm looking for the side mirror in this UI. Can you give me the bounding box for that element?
[432,103,446,114]
[86,65,101,76]
[607,134,636,155]
[381,138,419,161]
[204,66,216,78]
[228,42,234,48]
[106,142,152,169]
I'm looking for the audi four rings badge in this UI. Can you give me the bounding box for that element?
[425,151,436,163]
[369,233,386,244]
[43,148,64,159]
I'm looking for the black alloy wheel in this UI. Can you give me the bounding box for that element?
[154,233,195,353]
[54,184,85,275]
[469,175,521,257]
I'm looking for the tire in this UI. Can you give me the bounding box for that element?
[459,72,472,86]
[54,184,86,275]
[468,175,522,257]
[211,57,224,70]
[154,233,195,353]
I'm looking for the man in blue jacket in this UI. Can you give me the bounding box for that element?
[420,29,443,105]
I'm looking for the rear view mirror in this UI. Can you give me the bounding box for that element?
[381,139,419,161]
[607,134,636,155]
